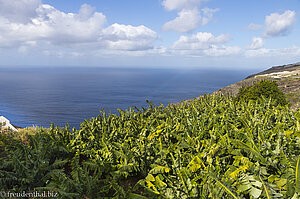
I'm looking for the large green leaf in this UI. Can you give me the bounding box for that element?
[209,172,240,199]
[296,156,300,193]
[150,166,170,175]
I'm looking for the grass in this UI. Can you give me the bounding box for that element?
[287,91,300,104]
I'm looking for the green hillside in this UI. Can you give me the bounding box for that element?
[0,93,299,198]
[214,63,300,110]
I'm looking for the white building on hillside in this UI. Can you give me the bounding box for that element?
[0,116,18,131]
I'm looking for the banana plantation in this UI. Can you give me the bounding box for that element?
[0,94,299,198]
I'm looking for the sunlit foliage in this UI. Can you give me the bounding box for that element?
[0,94,299,198]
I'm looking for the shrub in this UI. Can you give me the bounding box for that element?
[235,79,289,106]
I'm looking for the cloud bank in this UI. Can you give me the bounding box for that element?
[0,1,158,52]
[0,1,299,64]
[170,32,240,56]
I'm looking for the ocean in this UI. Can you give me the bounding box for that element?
[0,67,255,129]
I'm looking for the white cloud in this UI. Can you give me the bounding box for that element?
[264,10,297,37]
[172,32,229,49]
[201,8,219,25]
[78,4,96,20]
[162,7,218,33]
[0,2,158,53]
[0,0,41,23]
[0,4,106,47]
[94,46,167,57]
[37,4,107,45]
[102,23,157,51]
[0,16,49,47]
[203,45,241,56]
[162,0,218,33]
[245,46,300,58]
[162,0,206,11]
[162,9,200,33]
[247,37,264,49]
[169,32,240,57]
[246,23,263,31]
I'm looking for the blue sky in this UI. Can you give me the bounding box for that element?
[0,0,299,69]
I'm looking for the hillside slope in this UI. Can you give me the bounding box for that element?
[213,62,300,110]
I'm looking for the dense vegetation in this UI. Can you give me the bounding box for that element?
[235,80,289,106]
[0,93,299,198]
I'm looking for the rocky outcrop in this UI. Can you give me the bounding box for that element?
[0,116,18,131]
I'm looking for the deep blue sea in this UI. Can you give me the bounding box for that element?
[0,67,255,129]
